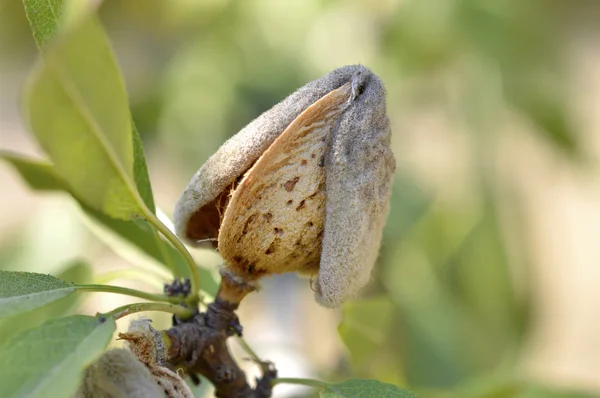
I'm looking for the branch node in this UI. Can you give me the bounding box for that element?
[166,300,275,397]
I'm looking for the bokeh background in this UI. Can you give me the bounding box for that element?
[2,0,600,397]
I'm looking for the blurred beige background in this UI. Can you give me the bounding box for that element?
[2,1,600,397]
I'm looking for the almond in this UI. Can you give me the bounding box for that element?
[218,83,354,281]
[174,65,395,308]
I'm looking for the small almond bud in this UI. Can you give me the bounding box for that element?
[75,349,164,398]
[118,318,193,398]
[174,65,395,308]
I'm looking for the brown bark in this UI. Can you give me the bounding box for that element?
[165,277,274,398]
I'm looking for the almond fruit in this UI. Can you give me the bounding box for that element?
[174,65,395,308]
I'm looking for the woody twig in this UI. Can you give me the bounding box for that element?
[164,277,275,398]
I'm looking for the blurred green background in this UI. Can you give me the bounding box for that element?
[2,0,600,397]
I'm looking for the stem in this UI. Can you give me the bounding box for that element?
[271,378,329,389]
[141,207,201,300]
[102,302,195,320]
[75,284,183,304]
[149,223,176,276]
[235,336,261,363]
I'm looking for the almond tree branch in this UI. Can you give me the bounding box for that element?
[164,277,276,398]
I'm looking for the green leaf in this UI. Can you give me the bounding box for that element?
[21,0,65,48]
[0,154,186,277]
[1,154,211,284]
[0,151,68,191]
[1,155,217,289]
[0,271,77,319]
[24,16,142,220]
[131,122,155,211]
[22,0,158,215]
[0,260,92,343]
[0,315,116,398]
[85,215,218,295]
[320,379,417,398]
[1,153,205,286]
[89,216,188,276]
[338,297,394,368]
[18,1,204,290]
